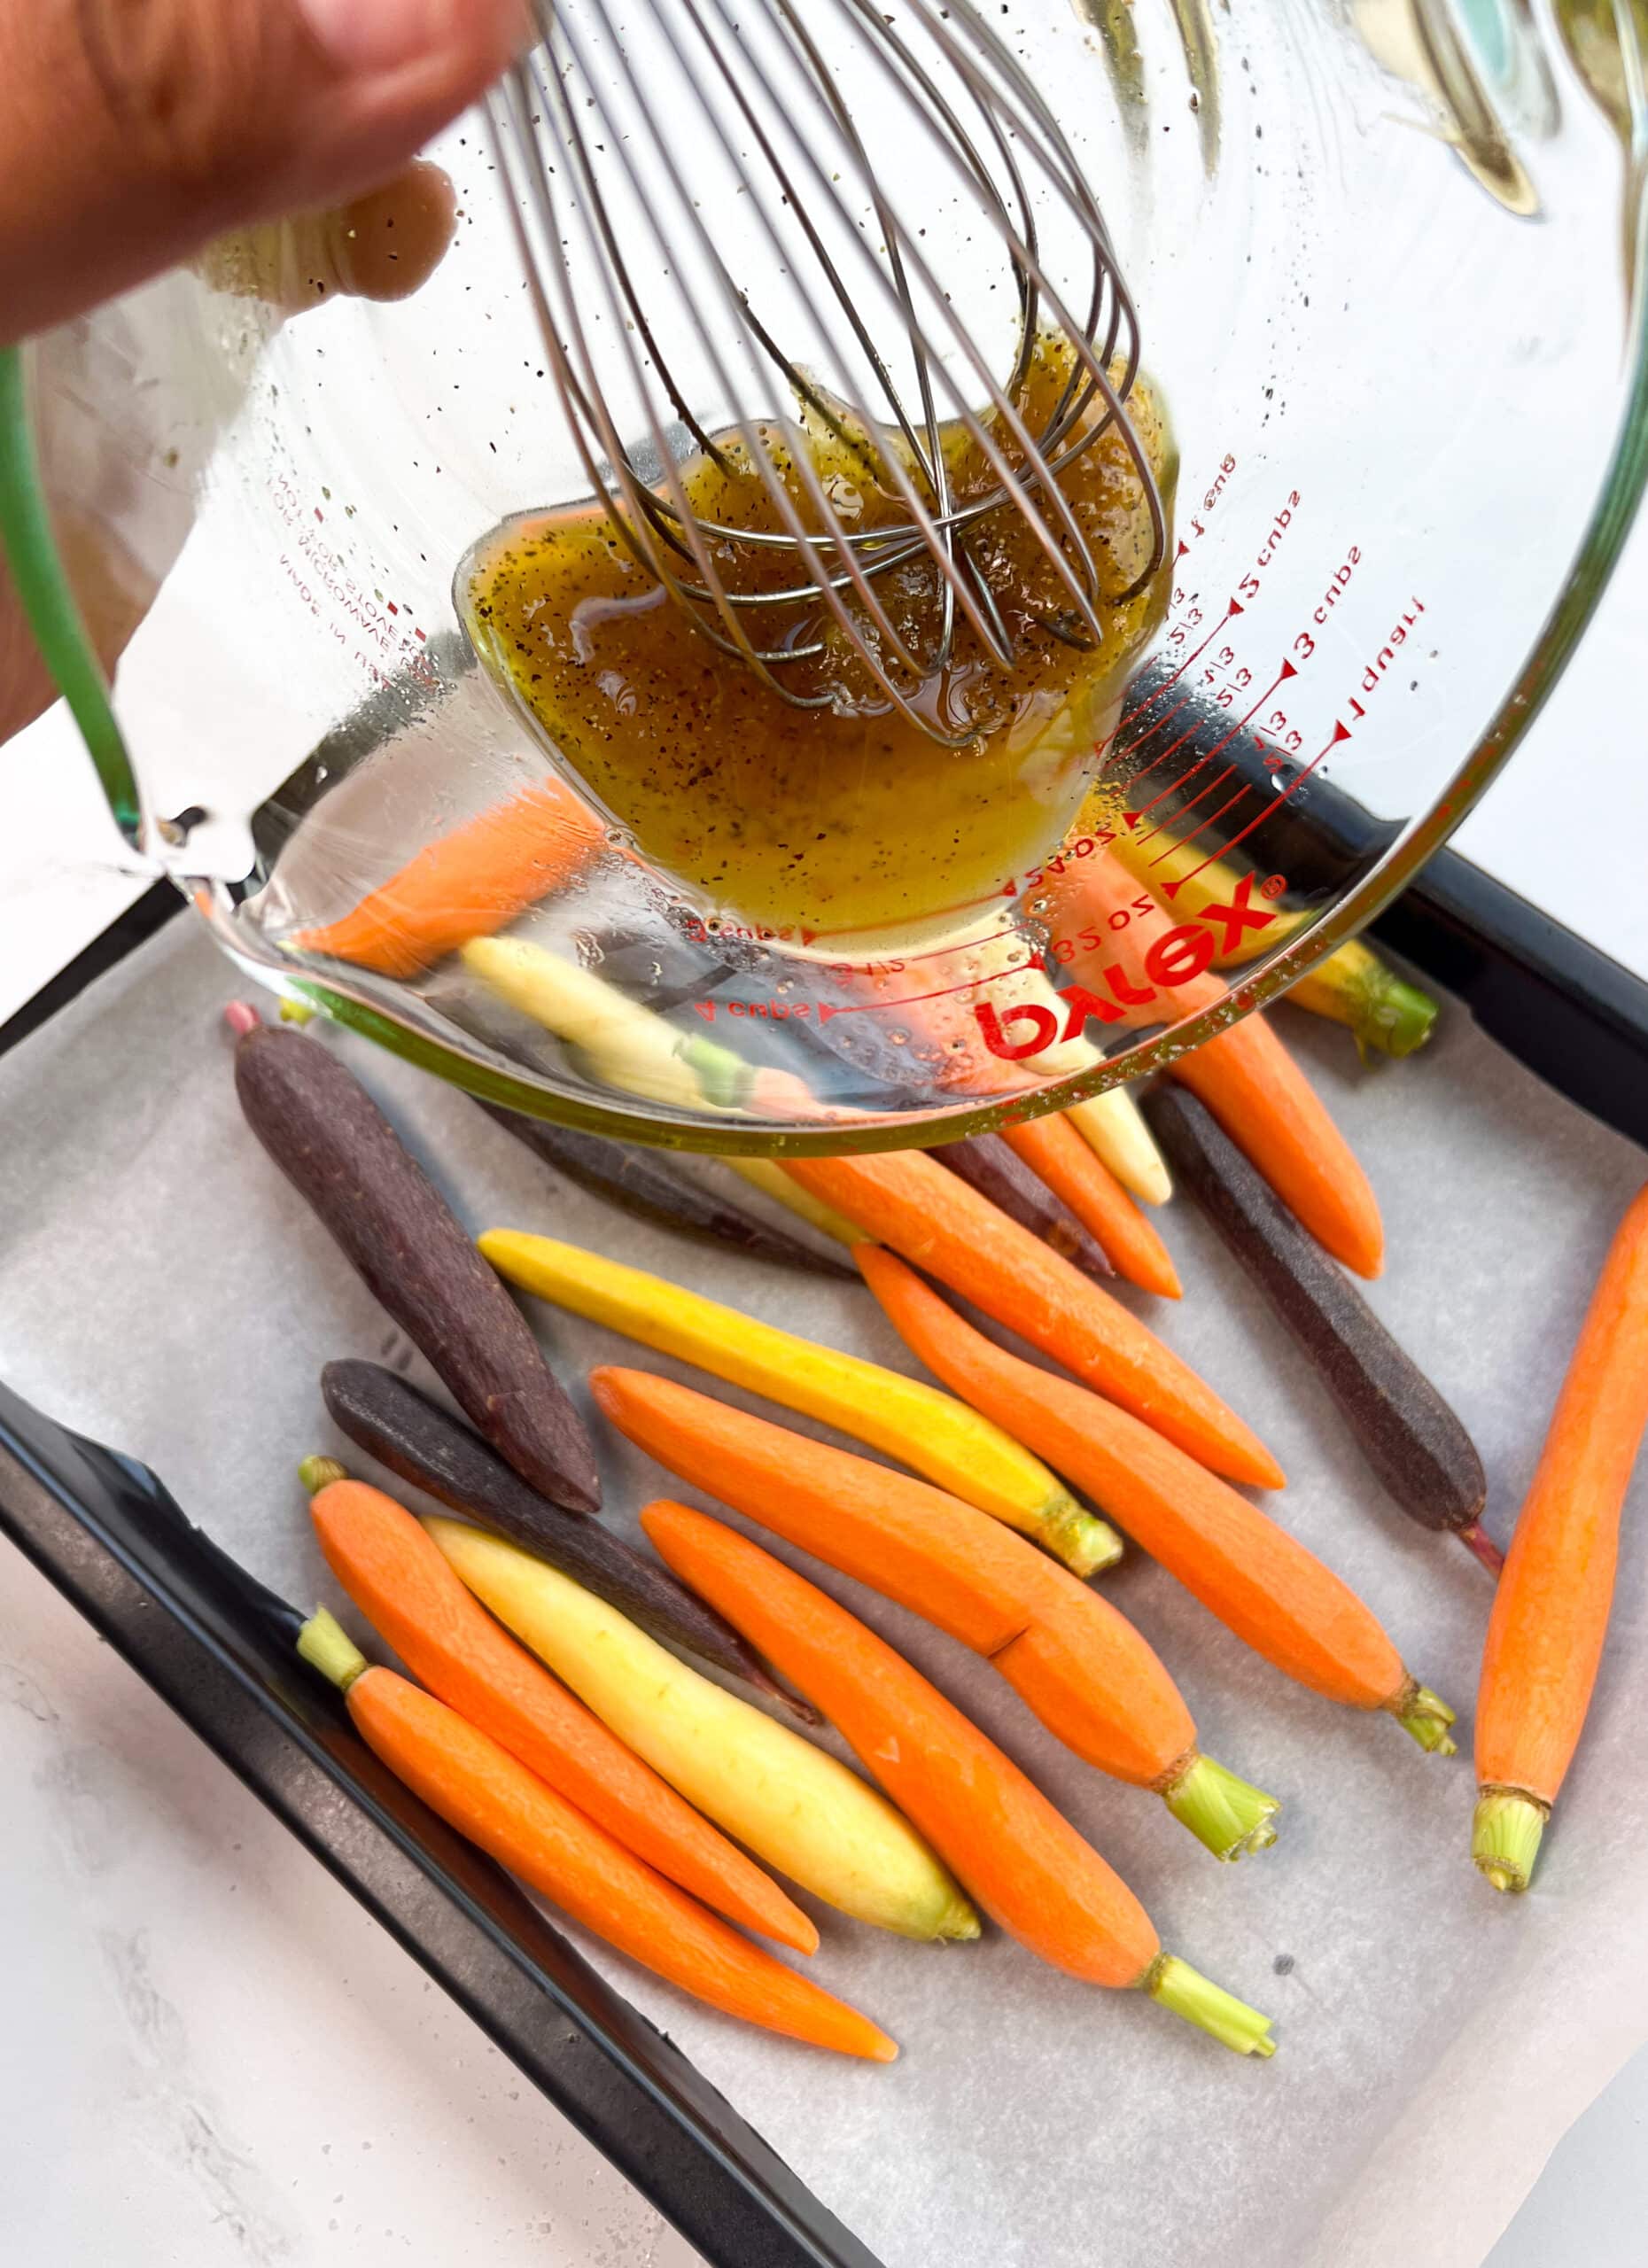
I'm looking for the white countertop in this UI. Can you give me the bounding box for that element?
[4,469,1648,2268]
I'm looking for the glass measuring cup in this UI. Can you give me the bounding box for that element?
[7,0,1645,1153]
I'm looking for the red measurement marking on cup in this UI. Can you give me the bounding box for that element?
[1101,482,1302,755]
[1125,659,1300,841]
[1159,591,1428,894]
[1188,452,1238,524]
[1095,597,1241,761]
[1170,720,1352,889]
[692,998,816,1022]
[812,969,1013,1022]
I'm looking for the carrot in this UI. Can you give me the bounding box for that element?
[824,952,1173,1204]
[1000,1115,1182,1299]
[859,1247,1458,1752]
[782,1149,1284,1489]
[642,1503,1276,2055]
[480,1229,1118,1574]
[292,776,602,977]
[424,1514,978,1941]
[719,1156,865,1248]
[1064,1091,1173,1208]
[1172,1018,1386,1280]
[1042,853,1384,1277]
[591,1366,1280,1858]
[296,1613,895,2061]
[307,1476,815,1950]
[1473,1184,1648,1892]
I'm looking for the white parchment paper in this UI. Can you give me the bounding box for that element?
[4,920,1646,2268]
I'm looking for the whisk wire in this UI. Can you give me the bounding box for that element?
[493,0,1167,740]
[549,0,960,720]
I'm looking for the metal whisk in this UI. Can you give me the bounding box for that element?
[486,0,1166,747]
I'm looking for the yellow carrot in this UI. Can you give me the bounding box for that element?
[424,1516,979,1941]
[480,1228,1118,1574]
[1063,1091,1173,1207]
[718,1157,864,1247]
[298,1612,896,2061]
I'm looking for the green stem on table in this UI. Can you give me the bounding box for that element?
[1159,1752,1280,1860]
[298,1607,369,1691]
[1289,943,1439,1061]
[1388,1679,1458,1755]
[1473,1789,1549,1894]
[1144,1954,1277,2057]
[299,1454,349,1495]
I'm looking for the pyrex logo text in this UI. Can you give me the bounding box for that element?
[974,876,1277,1060]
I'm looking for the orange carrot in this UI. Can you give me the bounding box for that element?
[292,776,603,977]
[1473,1184,1648,1892]
[1172,1019,1385,1280]
[783,1148,1284,1489]
[299,1621,894,2060]
[859,1247,1457,1751]
[309,1478,814,1950]
[1002,1115,1182,1299]
[591,1366,1280,1857]
[641,1503,1275,2055]
[1043,854,1384,1277]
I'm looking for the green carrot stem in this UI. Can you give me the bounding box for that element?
[1159,1752,1280,1861]
[680,1032,753,1109]
[1388,1680,1458,1755]
[1356,973,1439,1060]
[1291,944,1438,1060]
[1144,1954,1277,2057]
[298,1607,369,1690]
[1051,1505,1126,1580]
[1473,1789,1549,1894]
[299,1454,349,1495]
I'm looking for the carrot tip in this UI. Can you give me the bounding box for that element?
[1145,1955,1277,2057]
[1160,1754,1281,1861]
[1388,1680,1458,1757]
[1473,1790,1547,1893]
[297,1607,369,1692]
[754,1671,825,1728]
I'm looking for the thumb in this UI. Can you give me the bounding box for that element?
[1,0,525,347]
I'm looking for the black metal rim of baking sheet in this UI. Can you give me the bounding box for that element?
[0,1382,885,2268]
[3,804,1647,2268]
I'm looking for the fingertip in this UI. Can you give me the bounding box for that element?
[296,0,526,82]
[324,159,457,300]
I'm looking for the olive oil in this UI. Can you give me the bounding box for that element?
[463,340,1175,943]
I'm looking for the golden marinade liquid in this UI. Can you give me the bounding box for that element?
[463,340,1176,943]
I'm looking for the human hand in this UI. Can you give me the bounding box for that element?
[3,0,517,746]
[1,0,521,349]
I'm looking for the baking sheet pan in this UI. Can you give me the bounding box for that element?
[4,917,1647,2268]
